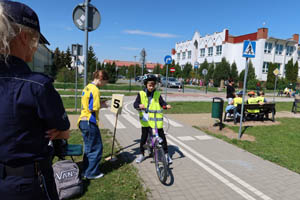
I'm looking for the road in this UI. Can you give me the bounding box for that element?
[97,96,300,200]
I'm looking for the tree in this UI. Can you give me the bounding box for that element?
[285,59,298,84]
[293,61,299,83]
[173,63,182,78]
[206,63,214,84]
[87,46,97,75]
[199,59,209,79]
[238,60,256,87]
[230,62,239,83]
[52,47,62,78]
[212,58,230,87]
[182,63,192,79]
[266,63,278,89]
[153,64,161,74]
[104,62,117,83]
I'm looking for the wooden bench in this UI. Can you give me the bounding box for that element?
[225,103,276,124]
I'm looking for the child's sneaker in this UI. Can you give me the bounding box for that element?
[136,154,145,163]
[165,154,173,164]
[86,173,104,180]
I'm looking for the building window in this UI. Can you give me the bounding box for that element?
[275,44,283,55]
[188,51,192,59]
[208,47,213,56]
[177,53,180,60]
[264,42,272,54]
[262,62,269,73]
[182,52,186,60]
[286,46,294,56]
[216,45,222,55]
[200,48,205,57]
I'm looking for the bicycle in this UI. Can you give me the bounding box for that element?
[138,106,170,184]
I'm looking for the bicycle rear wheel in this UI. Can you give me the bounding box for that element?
[154,146,168,183]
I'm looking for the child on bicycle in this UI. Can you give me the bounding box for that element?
[133,74,172,164]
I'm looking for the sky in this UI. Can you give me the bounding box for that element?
[18,0,300,64]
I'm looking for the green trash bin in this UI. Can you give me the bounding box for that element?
[212,97,224,130]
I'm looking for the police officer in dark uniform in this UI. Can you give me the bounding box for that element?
[0,1,70,199]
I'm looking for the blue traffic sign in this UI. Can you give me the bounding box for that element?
[243,41,256,58]
[164,55,172,64]
[194,61,199,69]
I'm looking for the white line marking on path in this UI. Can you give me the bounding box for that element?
[177,136,195,141]
[124,101,135,115]
[122,114,141,128]
[104,114,126,129]
[167,139,256,200]
[167,134,273,200]
[195,135,214,140]
[164,118,183,127]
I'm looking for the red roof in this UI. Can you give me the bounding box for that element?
[103,59,163,69]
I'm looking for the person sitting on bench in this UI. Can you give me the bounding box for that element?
[256,91,267,104]
[247,91,259,118]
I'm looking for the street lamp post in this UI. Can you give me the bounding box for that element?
[134,56,137,83]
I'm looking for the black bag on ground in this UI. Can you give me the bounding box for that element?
[53,160,83,200]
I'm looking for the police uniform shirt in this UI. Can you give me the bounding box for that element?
[0,56,70,167]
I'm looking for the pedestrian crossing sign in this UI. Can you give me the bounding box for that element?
[242,41,256,58]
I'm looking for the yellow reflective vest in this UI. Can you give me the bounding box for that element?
[256,96,265,103]
[139,91,163,129]
[247,97,259,113]
[233,97,242,107]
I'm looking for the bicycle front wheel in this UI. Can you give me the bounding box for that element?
[154,146,168,183]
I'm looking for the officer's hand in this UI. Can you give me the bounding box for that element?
[166,105,172,109]
[46,129,70,140]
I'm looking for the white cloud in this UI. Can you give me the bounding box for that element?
[120,46,140,51]
[64,26,73,31]
[123,30,179,38]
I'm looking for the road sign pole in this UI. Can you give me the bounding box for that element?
[75,56,78,113]
[205,75,208,94]
[273,75,278,102]
[165,64,169,102]
[238,57,249,139]
[84,0,89,87]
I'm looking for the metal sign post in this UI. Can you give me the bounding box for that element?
[238,40,256,139]
[164,55,172,102]
[202,68,208,94]
[72,44,83,113]
[273,68,280,102]
[73,0,101,87]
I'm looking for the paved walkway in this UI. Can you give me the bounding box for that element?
[68,96,300,200]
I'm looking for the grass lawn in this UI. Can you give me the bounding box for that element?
[184,85,226,92]
[61,99,294,114]
[65,129,148,200]
[196,118,300,174]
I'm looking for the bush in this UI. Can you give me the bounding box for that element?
[247,79,259,90]
[56,68,76,83]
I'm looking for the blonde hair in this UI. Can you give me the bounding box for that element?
[0,4,39,61]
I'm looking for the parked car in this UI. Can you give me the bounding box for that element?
[161,77,182,88]
[117,75,125,79]
[135,76,143,82]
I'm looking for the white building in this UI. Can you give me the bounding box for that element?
[172,28,300,81]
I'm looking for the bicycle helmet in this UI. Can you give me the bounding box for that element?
[143,74,157,85]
